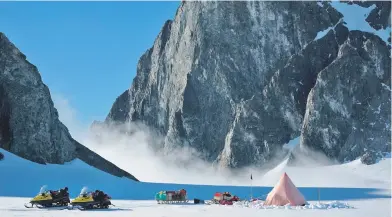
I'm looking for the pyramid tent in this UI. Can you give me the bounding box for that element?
[264,172,306,206]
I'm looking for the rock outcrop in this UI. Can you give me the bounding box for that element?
[106,1,391,167]
[0,33,138,181]
[301,30,391,163]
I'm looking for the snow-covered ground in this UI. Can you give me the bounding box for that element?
[0,197,390,217]
[0,146,390,217]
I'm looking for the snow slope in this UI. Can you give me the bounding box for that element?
[259,157,391,189]
[0,148,390,201]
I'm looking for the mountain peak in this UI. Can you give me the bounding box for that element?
[0,32,138,181]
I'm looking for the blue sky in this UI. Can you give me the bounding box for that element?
[0,1,179,124]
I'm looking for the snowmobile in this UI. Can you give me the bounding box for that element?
[24,185,70,209]
[70,188,113,210]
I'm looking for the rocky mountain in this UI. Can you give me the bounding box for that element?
[0,33,138,181]
[300,29,391,163]
[105,1,391,167]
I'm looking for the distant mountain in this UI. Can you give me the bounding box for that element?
[105,1,390,167]
[0,33,138,181]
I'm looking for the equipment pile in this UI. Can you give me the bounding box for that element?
[155,189,188,204]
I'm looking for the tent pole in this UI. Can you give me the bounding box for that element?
[250,173,253,200]
[318,188,320,203]
[251,179,253,200]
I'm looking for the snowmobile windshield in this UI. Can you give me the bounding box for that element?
[80,187,89,196]
[39,185,48,194]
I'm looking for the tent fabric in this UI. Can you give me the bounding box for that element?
[263,172,306,206]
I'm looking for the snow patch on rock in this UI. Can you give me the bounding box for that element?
[330,2,391,43]
[283,137,300,151]
[314,18,343,41]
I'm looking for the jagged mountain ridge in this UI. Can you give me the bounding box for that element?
[0,33,138,181]
[105,1,391,167]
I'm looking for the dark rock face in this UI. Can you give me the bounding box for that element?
[217,24,349,167]
[0,33,138,181]
[106,1,344,168]
[360,152,377,165]
[0,152,3,161]
[106,90,130,123]
[301,31,391,163]
[0,33,75,164]
[360,151,388,165]
[107,1,390,167]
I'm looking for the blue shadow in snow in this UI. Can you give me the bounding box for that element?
[1,180,390,202]
[0,148,389,202]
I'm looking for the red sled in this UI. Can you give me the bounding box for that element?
[212,192,240,205]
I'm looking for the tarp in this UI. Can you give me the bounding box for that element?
[263,172,306,206]
[155,191,167,201]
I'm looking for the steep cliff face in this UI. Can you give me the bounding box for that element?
[219,23,350,167]
[301,31,391,163]
[0,33,75,164]
[107,1,391,167]
[106,90,131,123]
[0,33,138,181]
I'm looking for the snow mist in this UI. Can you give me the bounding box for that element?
[53,93,336,186]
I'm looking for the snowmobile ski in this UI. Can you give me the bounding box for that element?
[24,203,69,210]
[24,203,35,208]
[36,204,70,210]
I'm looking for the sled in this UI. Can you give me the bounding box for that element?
[155,189,189,204]
[209,192,240,205]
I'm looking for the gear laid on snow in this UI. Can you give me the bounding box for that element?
[155,189,189,204]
